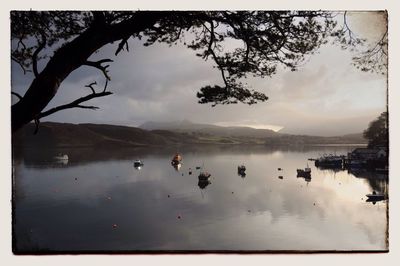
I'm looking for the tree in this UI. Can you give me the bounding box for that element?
[11,11,385,133]
[363,112,388,148]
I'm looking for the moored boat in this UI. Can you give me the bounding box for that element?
[171,153,182,165]
[366,191,387,201]
[237,165,246,173]
[133,159,144,168]
[297,165,311,177]
[54,154,69,160]
[198,171,211,181]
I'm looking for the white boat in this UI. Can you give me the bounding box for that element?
[133,160,144,168]
[54,154,69,160]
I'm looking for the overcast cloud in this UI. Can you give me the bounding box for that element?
[11,11,387,136]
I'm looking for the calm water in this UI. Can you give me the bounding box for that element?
[13,145,388,252]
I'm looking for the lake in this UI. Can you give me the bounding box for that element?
[12,145,388,253]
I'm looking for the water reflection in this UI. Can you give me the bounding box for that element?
[315,164,388,206]
[297,175,312,184]
[198,180,211,190]
[171,163,181,171]
[238,171,246,178]
[13,145,388,252]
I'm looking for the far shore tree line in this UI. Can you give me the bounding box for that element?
[363,111,388,149]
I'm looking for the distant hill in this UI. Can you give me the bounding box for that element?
[13,121,367,148]
[139,120,278,138]
[13,122,193,148]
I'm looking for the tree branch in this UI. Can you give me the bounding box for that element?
[202,20,229,88]
[37,90,112,120]
[115,37,130,56]
[85,81,97,94]
[11,91,23,101]
[343,11,358,45]
[83,59,113,80]
[32,34,47,77]
[11,56,29,75]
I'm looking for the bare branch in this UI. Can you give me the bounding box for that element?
[85,81,97,94]
[343,11,358,45]
[11,91,23,101]
[103,79,109,92]
[32,34,47,77]
[83,59,113,80]
[202,20,229,88]
[37,90,113,120]
[11,56,29,75]
[76,105,100,109]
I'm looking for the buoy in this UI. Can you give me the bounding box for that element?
[177,215,181,219]
[168,195,170,198]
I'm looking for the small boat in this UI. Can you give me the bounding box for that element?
[133,160,144,167]
[277,168,282,171]
[297,165,311,177]
[278,176,283,179]
[171,153,182,165]
[366,191,387,201]
[195,166,201,170]
[238,165,246,172]
[54,154,69,160]
[198,171,211,181]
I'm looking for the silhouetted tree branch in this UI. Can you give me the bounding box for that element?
[36,81,112,129]
[12,91,23,101]
[83,59,113,80]
[32,33,47,77]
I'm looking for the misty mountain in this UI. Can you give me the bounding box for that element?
[139,120,278,138]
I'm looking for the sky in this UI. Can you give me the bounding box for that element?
[11,11,388,136]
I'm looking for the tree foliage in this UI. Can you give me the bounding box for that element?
[10,11,385,133]
[363,112,388,148]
